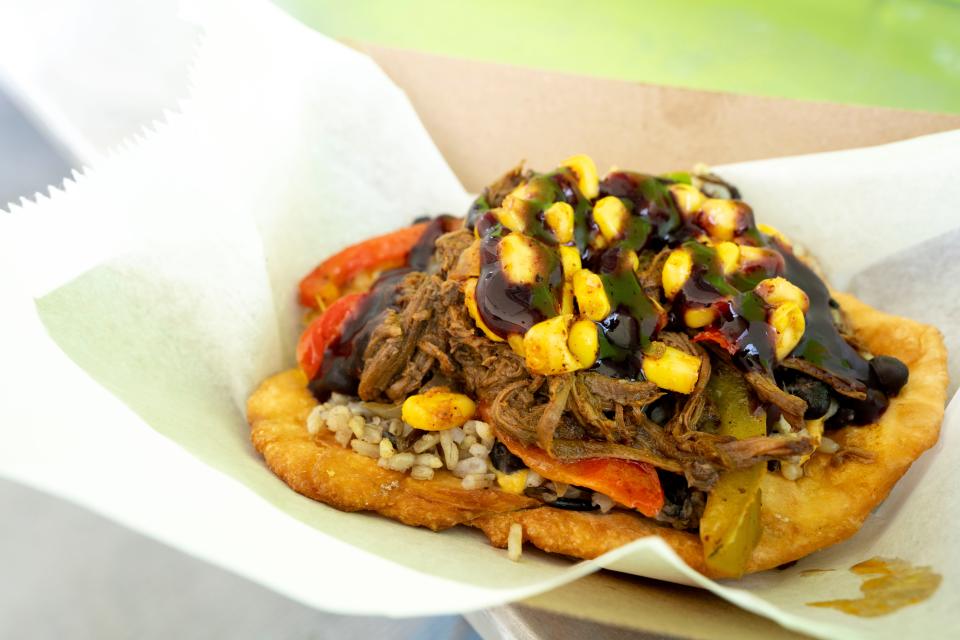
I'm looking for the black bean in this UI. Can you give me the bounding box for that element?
[646,396,673,426]
[827,389,889,429]
[870,355,909,396]
[490,441,526,474]
[827,405,857,429]
[549,497,599,511]
[782,374,832,419]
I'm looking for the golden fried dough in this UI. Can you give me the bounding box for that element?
[248,293,946,576]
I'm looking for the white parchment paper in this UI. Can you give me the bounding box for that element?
[0,2,956,638]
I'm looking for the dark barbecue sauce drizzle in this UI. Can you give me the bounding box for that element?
[310,167,902,428]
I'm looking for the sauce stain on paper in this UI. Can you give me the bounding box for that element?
[807,557,941,617]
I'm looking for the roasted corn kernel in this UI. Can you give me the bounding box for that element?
[500,232,548,285]
[683,306,717,329]
[494,206,527,233]
[496,469,529,494]
[573,269,611,321]
[669,183,706,217]
[756,277,810,312]
[758,223,791,247]
[642,343,702,394]
[567,318,599,368]
[593,196,629,241]
[559,245,582,277]
[559,245,581,315]
[560,154,599,199]
[402,389,477,431]
[737,245,782,270]
[770,302,806,360]
[544,202,574,243]
[662,248,692,300]
[507,333,526,356]
[523,315,584,375]
[715,241,740,275]
[698,199,751,241]
[464,278,504,342]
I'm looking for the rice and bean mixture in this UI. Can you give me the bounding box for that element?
[306,393,617,509]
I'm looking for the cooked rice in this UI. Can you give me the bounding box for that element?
[415,453,444,469]
[468,443,488,458]
[361,425,382,444]
[453,457,488,478]
[348,415,366,439]
[309,394,494,485]
[383,452,416,471]
[440,429,459,468]
[350,440,380,458]
[306,405,325,435]
[507,523,523,561]
[410,465,435,480]
[379,439,396,458]
[525,470,544,488]
[592,492,615,514]
[413,432,441,453]
[461,473,495,490]
[781,461,803,481]
[819,436,840,454]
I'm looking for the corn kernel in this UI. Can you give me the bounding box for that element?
[661,248,692,299]
[755,277,810,312]
[683,306,717,329]
[573,269,611,321]
[503,179,548,213]
[523,315,583,375]
[715,241,740,275]
[770,302,806,360]
[561,281,574,315]
[402,389,477,431]
[464,278,504,342]
[559,245,582,278]
[496,469,529,494]
[568,319,599,368]
[558,245,581,315]
[560,154,599,199]
[669,183,705,217]
[544,202,574,244]
[738,245,781,269]
[495,206,527,233]
[593,196,630,241]
[758,223,791,247]
[642,343,702,394]
[699,199,750,241]
[500,232,548,285]
[507,333,526,356]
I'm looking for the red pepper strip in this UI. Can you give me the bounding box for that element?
[499,435,664,517]
[298,223,429,308]
[296,293,366,380]
[693,328,738,355]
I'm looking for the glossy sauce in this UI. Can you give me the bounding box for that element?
[473,170,582,336]
[807,557,941,617]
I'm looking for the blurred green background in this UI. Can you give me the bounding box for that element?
[278,0,960,114]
